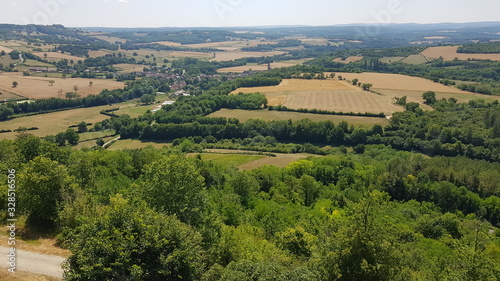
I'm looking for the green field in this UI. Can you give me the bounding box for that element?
[208,109,389,127]
[379,56,405,63]
[401,54,428,64]
[23,59,54,67]
[107,139,172,150]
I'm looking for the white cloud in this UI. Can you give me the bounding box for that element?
[116,0,129,3]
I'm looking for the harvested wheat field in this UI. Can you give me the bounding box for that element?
[231,79,400,114]
[376,89,500,104]
[333,56,363,64]
[233,79,356,94]
[32,52,84,62]
[0,45,14,53]
[208,109,389,127]
[0,72,125,99]
[422,46,500,61]
[211,51,286,62]
[334,72,469,93]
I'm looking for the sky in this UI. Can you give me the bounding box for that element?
[1,0,499,28]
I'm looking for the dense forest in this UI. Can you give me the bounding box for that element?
[458,42,500,54]
[1,134,499,280]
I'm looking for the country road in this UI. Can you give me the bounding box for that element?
[0,246,64,279]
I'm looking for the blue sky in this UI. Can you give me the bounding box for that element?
[2,0,500,27]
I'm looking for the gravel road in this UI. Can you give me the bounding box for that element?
[0,246,65,278]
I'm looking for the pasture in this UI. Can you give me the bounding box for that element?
[88,50,113,58]
[32,52,84,63]
[0,104,117,140]
[422,46,500,61]
[0,72,125,99]
[208,109,389,127]
[238,153,313,170]
[401,54,428,64]
[379,57,405,63]
[231,79,400,115]
[199,149,318,170]
[113,63,143,73]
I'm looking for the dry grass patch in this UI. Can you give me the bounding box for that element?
[154,41,182,47]
[422,46,500,61]
[218,62,297,73]
[208,109,389,127]
[91,35,126,44]
[0,45,14,53]
[183,40,278,51]
[88,50,112,58]
[0,72,125,99]
[113,63,142,73]
[107,139,171,150]
[32,52,84,62]
[170,51,212,59]
[333,56,363,64]
[211,51,286,62]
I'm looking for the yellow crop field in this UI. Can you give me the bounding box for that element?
[231,79,400,115]
[422,46,500,61]
[334,72,469,93]
[0,72,125,99]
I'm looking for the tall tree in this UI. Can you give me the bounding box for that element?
[141,155,207,225]
[64,195,205,281]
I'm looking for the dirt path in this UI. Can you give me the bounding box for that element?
[0,246,64,279]
[103,136,120,147]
